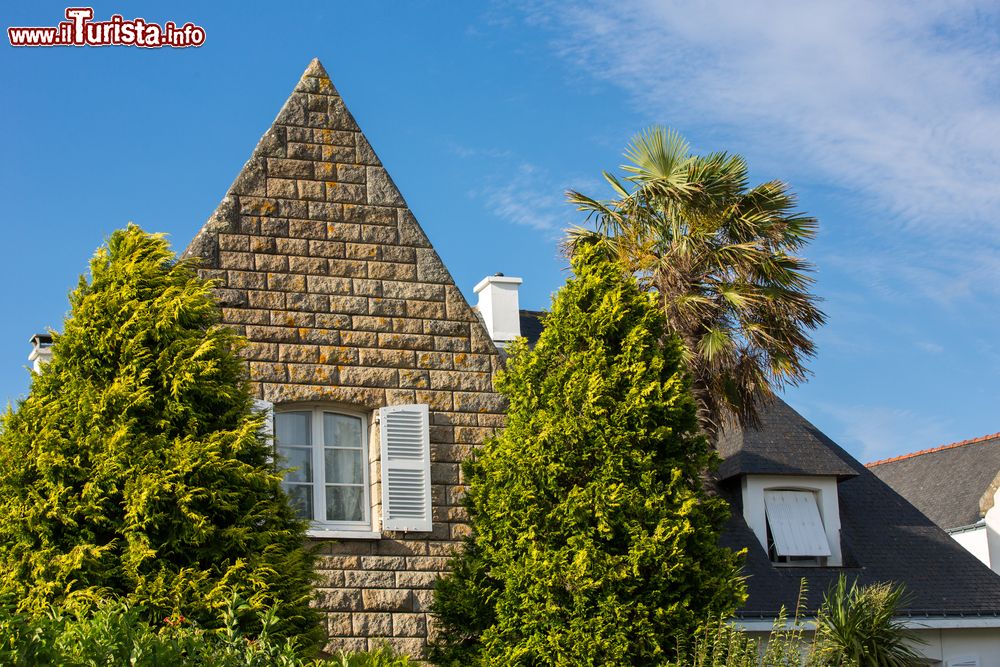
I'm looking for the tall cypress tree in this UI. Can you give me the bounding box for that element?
[0,225,318,641]
[431,242,745,666]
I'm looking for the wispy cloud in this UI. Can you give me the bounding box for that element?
[471,161,599,237]
[446,141,512,160]
[526,0,1000,303]
[915,340,945,355]
[804,401,953,464]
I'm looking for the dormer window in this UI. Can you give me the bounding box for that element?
[742,474,843,567]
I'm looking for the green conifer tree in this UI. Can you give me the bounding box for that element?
[0,225,318,642]
[430,242,745,666]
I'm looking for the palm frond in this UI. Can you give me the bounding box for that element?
[562,126,824,433]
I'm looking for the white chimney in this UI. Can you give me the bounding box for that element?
[474,274,522,346]
[28,333,53,372]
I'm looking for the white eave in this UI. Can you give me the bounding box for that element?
[734,616,1000,632]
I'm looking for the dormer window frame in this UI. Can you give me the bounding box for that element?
[741,474,844,567]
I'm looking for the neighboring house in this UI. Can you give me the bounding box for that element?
[868,435,1000,575]
[25,59,1000,662]
[715,405,1000,665]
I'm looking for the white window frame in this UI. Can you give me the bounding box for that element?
[741,474,843,567]
[274,404,377,537]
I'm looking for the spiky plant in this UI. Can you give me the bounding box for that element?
[812,575,925,666]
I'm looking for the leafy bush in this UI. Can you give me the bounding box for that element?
[430,241,745,665]
[0,225,318,642]
[0,597,416,666]
[330,645,416,666]
[0,596,306,666]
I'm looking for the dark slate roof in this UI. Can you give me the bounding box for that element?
[716,398,858,480]
[721,401,1000,619]
[519,310,545,347]
[867,433,1000,531]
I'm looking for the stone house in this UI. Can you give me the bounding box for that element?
[182,58,506,655]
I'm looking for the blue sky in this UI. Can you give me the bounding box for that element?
[3,1,999,463]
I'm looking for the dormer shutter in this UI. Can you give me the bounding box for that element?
[947,657,980,667]
[379,404,432,532]
[763,490,832,557]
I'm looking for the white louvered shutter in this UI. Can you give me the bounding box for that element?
[947,657,980,667]
[379,404,432,532]
[763,490,832,557]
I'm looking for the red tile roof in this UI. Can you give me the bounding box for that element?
[866,431,1000,467]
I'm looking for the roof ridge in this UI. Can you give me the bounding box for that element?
[866,431,1000,467]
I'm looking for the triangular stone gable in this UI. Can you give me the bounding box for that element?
[182,58,507,652]
[184,59,503,413]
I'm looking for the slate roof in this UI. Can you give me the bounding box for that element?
[867,433,1000,531]
[518,310,545,347]
[719,403,1000,618]
[716,398,858,480]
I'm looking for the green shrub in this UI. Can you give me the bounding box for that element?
[0,597,416,666]
[430,241,746,665]
[331,645,417,666]
[0,225,318,642]
[673,618,762,667]
[0,596,306,666]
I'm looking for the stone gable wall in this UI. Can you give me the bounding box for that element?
[183,59,505,655]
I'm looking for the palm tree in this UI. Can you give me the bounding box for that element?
[567,127,825,435]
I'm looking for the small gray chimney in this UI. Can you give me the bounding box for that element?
[28,333,53,372]
[474,274,522,346]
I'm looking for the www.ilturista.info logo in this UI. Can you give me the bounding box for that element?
[8,8,205,48]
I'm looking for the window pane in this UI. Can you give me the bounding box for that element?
[277,446,312,483]
[326,485,365,522]
[325,448,363,485]
[284,484,313,520]
[276,412,311,447]
[323,413,362,449]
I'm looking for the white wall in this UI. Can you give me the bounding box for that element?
[950,487,1000,575]
[952,525,991,570]
[912,628,1000,666]
[986,486,1000,575]
[746,627,1000,666]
